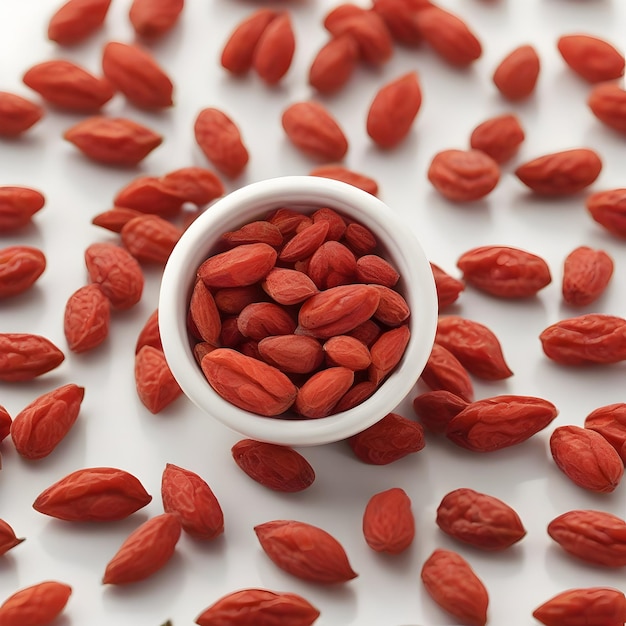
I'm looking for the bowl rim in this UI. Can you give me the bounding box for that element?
[158,175,437,446]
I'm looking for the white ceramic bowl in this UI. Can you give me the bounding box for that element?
[159,175,437,446]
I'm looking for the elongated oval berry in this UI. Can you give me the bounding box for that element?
[231,439,315,492]
[237,302,296,341]
[368,324,410,385]
[548,509,626,567]
[64,283,110,353]
[540,313,626,365]
[308,34,359,94]
[161,463,224,540]
[562,245,613,307]
[492,45,540,101]
[436,488,526,551]
[103,513,181,584]
[435,315,513,380]
[64,116,163,166]
[356,254,399,287]
[114,176,186,217]
[85,242,144,309]
[421,548,488,626]
[282,101,348,162]
[323,335,371,370]
[457,245,551,298]
[343,225,374,254]
[294,366,354,418]
[0,186,45,232]
[420,343,474,402]
[23,60,114,112]
[533,587,626,626]
[414,5,482,66]
[267,207,313,236]
[278,220,329,263]
[135,345,182,414]
[194,107,249,178]
[0,92,44,137]
[188,280,221,346]
[307,240,356,289]
[121,214,182,264]
[129,0,185,39]
[550,425,624,493]
[584,403,626,463]
[201,348,297,416]
[160,167,224,207]
[92,207,144,233]
[195,588,320,626]
[0,581,72,626]
[257,334,324,374]
[297,284,380,338]
[10,383,85,460]
[222,221,283,247]
[0,333,65,382]
[32,467,152,521]
[586,188,626,238]
[515,148,602,195]
[366,71,422,149]
[262,268,319,306]
[588,83,626,134]
[470,114,525,164]
[362,487,414,554]
[557,33,625,83]
[254,520,358,584]
[446,395,558,452]
[252,12,295,85]
[221,9,278,75]
[0,246,46,298]
[102,41,174,109]
[198,242,277,288]
[349,412,425,465]
[428,149,500,202]
[206,291,253,323]
[48,0,112,45]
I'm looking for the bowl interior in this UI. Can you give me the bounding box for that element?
[158,176,437,446]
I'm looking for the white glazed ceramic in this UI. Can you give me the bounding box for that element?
[158,175,437,446]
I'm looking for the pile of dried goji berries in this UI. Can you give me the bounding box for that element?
[1,0,626,624]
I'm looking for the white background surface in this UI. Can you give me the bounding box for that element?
[1,0,626,624]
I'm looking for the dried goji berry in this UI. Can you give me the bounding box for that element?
[33,467,152,522]
[195,588,320,626]
[0,581,72,626]
[135,345,182,414]
[540,313,626,365]
[161,463,224,540]
[349,412,425,464]
[11,383,85,460]
[231,439,315,492]
[254,519,358,584]
[421,548,488,626]
[446,395,558,452]
[362,487,414,554]
[103,513,182,584]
